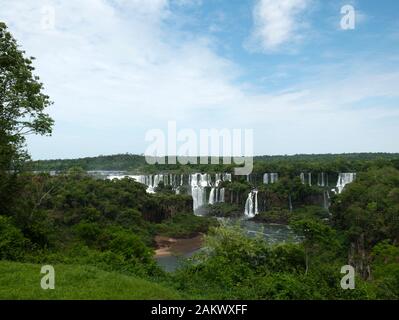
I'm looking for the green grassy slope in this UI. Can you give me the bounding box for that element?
[0,261,181,300]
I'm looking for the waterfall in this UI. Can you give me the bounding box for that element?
[254,190,259,216]
[300,172,305,184]
[318,172,326,187]
[208,187,216,205]
[336,172,356,194]
[299,172,312,186]
[263,173,278,184]
[244,192,254,218]
[107,171,232,214]
[220,188,225,203]
[190,173,210,214]
[244,190,259,218]
[323,190,330,210]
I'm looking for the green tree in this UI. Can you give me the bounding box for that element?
[0,22,53,218]
[0,22,54,214]
[0,215,27,260]
[291,218,338,275]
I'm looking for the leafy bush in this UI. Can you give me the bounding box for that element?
[155,213,217,238]
[0,216,27,260]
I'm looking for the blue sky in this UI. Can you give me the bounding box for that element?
[1,0,399,159]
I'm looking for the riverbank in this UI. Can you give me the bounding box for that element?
[154,234,204,257]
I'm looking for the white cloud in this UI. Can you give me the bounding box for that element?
[248,0,310,52]
[0,0,398,158]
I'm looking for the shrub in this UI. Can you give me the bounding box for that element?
[0,215,27,260]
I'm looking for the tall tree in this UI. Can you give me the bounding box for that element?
[0,22,53,214]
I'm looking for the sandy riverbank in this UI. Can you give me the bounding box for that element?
[154,234,204,257]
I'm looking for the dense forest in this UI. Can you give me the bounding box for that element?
[1,165,399,299]
[31,152,399,173]
[1,21,398,300]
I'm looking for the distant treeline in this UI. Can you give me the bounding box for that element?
[29,152,399,174]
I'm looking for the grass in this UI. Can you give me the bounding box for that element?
[0,261,181,300]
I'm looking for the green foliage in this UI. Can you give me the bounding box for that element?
[370,241,399,299]
[31,153,399,174]
[170,225,374,299]
[206,202,242,218]
[0,22,53,216]
[155,181,175,194]
[332,166,399,246]
[0,261,181,299]
[0,216,27,260]
[155,213,217,238]
[331,166,399,278]
[255,209,292,224]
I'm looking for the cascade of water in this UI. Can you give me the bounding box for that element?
[308,173,312,186]
[323,190,329,210]
[220,188,225,203]
[109,171,231,214]
[317,172,326,187]
[254,190,259,216]
[208,187,216,205]
[244,192,254,218]
[300,172,305,184]
[263,173,278,184]
[336,173,356,194]
[190,173,210,214]
[244,190,259,218]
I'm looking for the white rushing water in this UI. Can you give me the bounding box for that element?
[244,190,259,218]
[106,170,356,217]
[317,172,326,187]
[336,172,356,194]
[107,174,184,194]
[190,173,210,214]
[107,172,232,215]
[323,190,331,210]
[300,172,313,186]
[208,187,216,205]
[189,173,231,214]
[300,172,329,187]
[300,172,305,184]
[263,173,278,184]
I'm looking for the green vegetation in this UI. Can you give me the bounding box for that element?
[0,22,398,300]
[31,152,399,175]
[169,225,375,299]
[155,213,217,238]
[0,261,180,300]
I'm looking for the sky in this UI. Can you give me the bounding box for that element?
[1,0,399,159]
